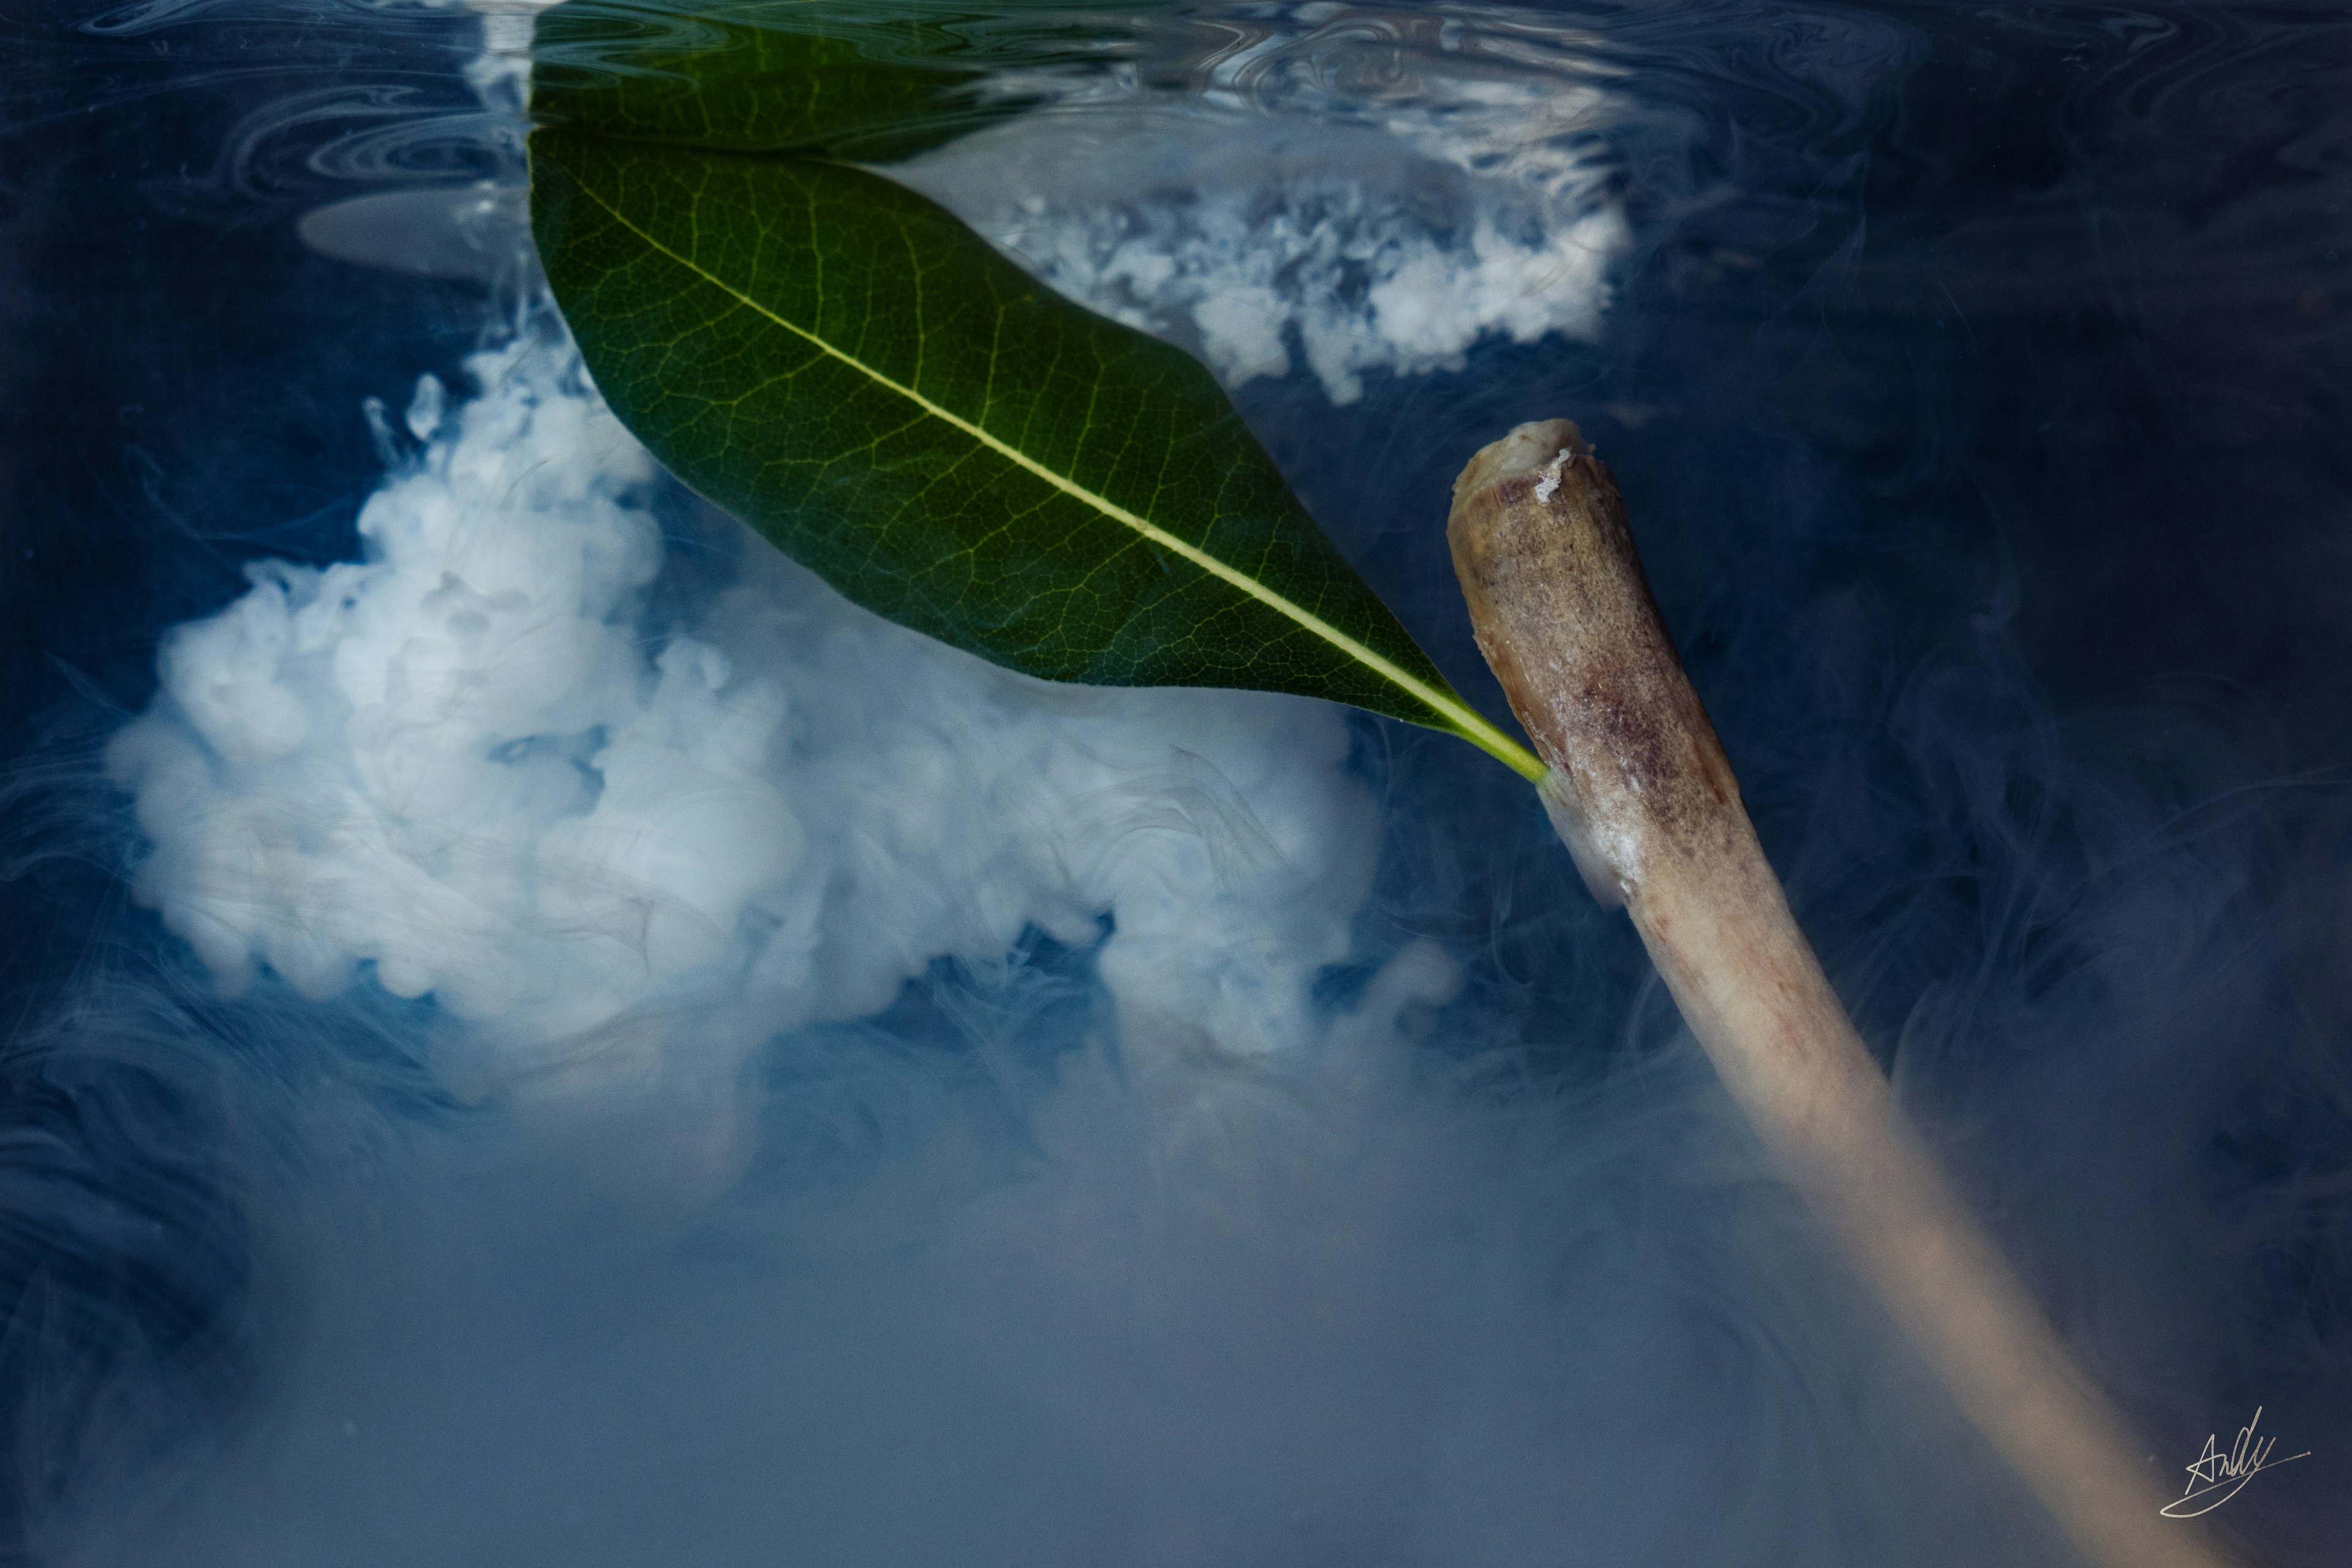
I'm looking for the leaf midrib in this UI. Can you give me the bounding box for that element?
[556,152,1545,782]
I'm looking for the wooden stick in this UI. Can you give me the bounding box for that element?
[1447,419,2242,1568]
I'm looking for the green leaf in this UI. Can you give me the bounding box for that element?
[528,129,1542,783]
[529,0,1115,162]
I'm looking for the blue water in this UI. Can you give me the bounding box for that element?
[2,3,2349,1564]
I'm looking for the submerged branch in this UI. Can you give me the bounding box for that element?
[1448,419,2244,1568]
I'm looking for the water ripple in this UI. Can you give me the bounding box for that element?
[15,1,2345,323]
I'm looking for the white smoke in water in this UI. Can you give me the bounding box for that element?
[64,324,2061,1568]
[180,5,1632,1124]
[894,53,1629,407]
[107,333,1394,1140]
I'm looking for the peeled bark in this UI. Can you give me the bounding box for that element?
[1449,419,2241,1568]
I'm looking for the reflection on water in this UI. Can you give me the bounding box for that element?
[3,3,2350,1566]
[891,10,1629,402]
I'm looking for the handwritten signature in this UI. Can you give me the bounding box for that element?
[2160,1406,2309,1519]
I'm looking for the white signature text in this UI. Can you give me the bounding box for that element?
[2160,1406,2308,1519]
